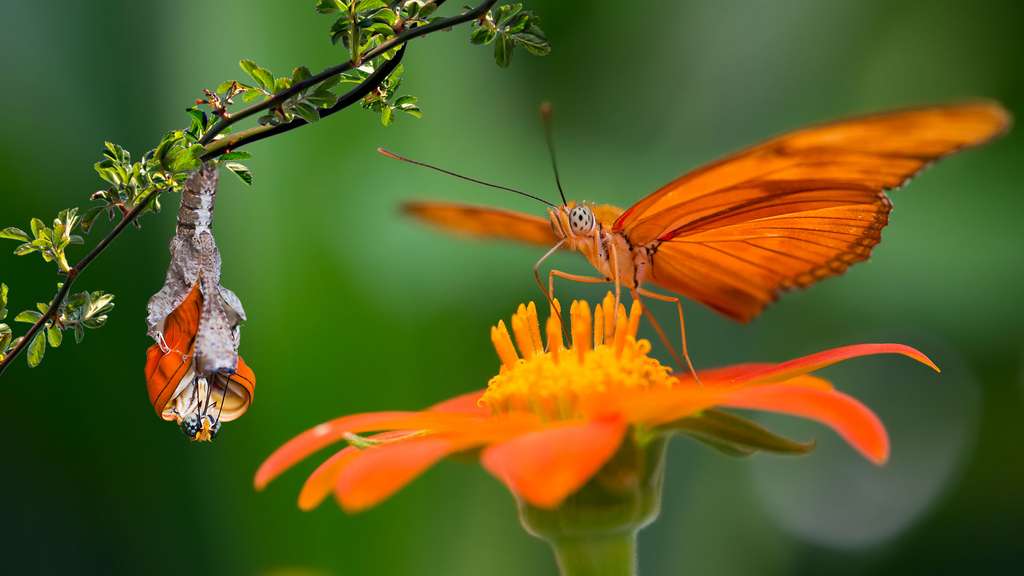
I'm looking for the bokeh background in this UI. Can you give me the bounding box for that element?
[1,1,1022,574]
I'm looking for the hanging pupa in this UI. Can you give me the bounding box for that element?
[144,163,255,441]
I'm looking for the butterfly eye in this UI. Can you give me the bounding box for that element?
[569,206,595,234]
[179,413,203,440]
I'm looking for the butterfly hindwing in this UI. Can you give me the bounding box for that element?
[403,201,558,246]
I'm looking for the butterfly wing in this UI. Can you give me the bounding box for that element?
[145,283,202,418]
[403,201,557,246]
[616,101,1010,322]
[145,282,257,420]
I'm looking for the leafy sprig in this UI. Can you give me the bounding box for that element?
[471,3,550,67]
[0,0,548,376]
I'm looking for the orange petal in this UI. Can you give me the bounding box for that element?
[675,363,774,385]
[609,387,725,424]
[335,435,478,512]
[721,385,889,464]
[481,416,627,509]
[429,389,488,415]
[298,430,413,511]
[254,411,469,490]
[732,344,939,385]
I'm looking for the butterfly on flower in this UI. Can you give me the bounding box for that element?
[388,101,1010,374]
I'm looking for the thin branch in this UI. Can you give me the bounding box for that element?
[202,45,406,160]
[199,0,496,145]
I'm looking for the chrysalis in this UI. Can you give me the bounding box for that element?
[144,163,255,442]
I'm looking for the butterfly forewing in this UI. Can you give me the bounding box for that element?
[617,101,1010,321]
[614,101,1010,240]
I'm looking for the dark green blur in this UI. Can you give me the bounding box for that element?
[0,1,1021,574]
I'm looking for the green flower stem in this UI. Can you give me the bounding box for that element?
[550,532,638,576]
[517,435,668,576]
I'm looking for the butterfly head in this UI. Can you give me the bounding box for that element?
[550,201,597,243]
[180,411,221,442]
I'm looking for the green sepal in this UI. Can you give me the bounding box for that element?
[663,409,815,457]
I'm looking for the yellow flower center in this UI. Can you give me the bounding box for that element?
[481,292,677,419]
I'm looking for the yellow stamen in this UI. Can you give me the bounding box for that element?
[602,292,616,343]
[512,304,536,359]
[526,301,543,354]
[572,301,592,362]
[491,320,519,369]
[546,315,562,363]
[482,293,677,419]
[626,299,642,340]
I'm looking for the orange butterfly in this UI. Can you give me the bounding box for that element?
[145,284,256,442]
[390,102,1011,372]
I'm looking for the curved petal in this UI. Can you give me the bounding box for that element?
[613,374,834,426]
[254,411,470,490]
[298,430,414,511]
[732,343,939,385]
[481,416,627,509]
[334,435,480,512]
[721,385,889,464]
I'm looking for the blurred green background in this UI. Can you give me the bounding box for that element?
[1,1,1021,574]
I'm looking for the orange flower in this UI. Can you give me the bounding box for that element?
[255,293,938,512]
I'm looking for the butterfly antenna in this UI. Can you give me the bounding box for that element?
[539,102,568,206]
[378,148,556,208]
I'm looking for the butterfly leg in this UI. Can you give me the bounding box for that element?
[635,287,702,385]
[609,246,623,324]
[532,241,566,317]
[548,269,610,304]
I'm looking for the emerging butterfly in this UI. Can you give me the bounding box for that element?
[145,164,256,442]
[387,101,1010,373]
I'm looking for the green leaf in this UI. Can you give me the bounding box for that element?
[512,30,551,56]
[291,101,321,124]
[292,66,313,84]
[46,325,62,348]
[470,25,495,45]
[36,302,49,314]
[14,310,42,324]
[224,162,253,186]
[380,105,394,127]
[0,283,7,320]
[27,330,45,367]
[0,227,30,242]
[239,59,275,93]
[30,218,46,239]
[315,0,344,14]
[494,34,514,67]
[0,323,11,353]
[218,151,252,161]
[13,242,37,256]
[80,206,105,233]
[74,324,85,344]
